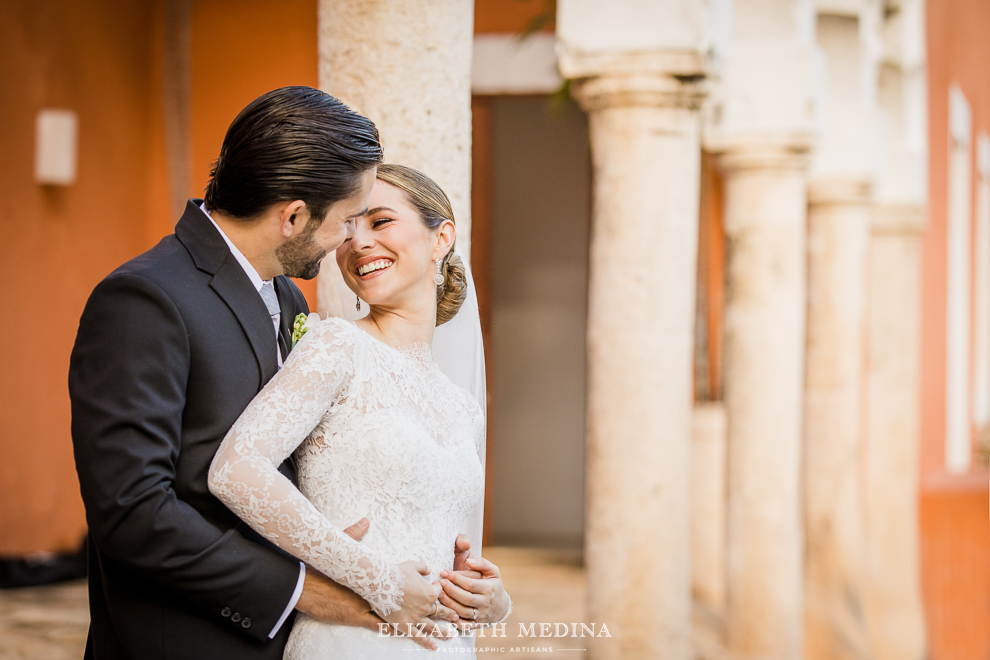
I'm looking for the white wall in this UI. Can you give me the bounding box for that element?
[945,83,973,473]
[972,131,990,433]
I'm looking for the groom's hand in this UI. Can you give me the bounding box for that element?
[293,517,436,651]
[452,534,482,578]
[343,517,371,541]
[295,571,384,630]
[295,517,375,626]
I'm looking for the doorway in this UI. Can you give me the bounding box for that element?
[474,95,592,549]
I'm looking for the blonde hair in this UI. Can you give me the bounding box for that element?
[374,164,467,326]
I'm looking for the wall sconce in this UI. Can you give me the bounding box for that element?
[35,109,78,186]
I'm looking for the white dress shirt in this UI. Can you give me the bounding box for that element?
[202,204,304,637]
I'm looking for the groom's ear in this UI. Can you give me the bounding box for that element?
[278,200,309,237]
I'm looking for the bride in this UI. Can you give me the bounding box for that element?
[208,164,510,658]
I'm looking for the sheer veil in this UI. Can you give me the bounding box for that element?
[318,246,488,555]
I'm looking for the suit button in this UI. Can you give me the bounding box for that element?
[221,608,232,618]
[242,618,252,629]
[231,613,242,623]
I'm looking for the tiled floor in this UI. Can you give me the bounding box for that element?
[0,547,722,660]
[0,547,586,660]
[477,547,588,659]
[0,579,88,660]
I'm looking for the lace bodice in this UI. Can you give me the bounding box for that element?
[208,317,485,617]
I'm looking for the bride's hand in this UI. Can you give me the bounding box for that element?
[438,556,510,625]
[381,561,455,648]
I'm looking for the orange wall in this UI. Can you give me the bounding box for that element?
[922,0,990,657]
[922,0,990,481]
[920,474,990,660]
[475,0,554,33]
[0,0,172,554]
[0,0,322,554]
[189,0,320,308]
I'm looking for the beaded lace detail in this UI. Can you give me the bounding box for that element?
[208,317,485,618]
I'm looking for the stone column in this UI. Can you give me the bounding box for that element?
[316,0,474,315]
[564,54,705,660]
[718,140,810,660]
[703,0,818,653]
[861,0,928,655]
[862,205,927,660]
[802,6,882,658]
[803,179,873,660]
[692,402,728,614]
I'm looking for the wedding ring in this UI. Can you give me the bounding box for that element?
[470,608,478,620]
[428,602,438,617]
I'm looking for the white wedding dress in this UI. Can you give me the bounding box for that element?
[209,316,486,659]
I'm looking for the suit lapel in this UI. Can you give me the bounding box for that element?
[176,200,279,388]
[210,259,279,387]
[175,200,297,485]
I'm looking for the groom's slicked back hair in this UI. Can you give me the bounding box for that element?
[204,86,382,222]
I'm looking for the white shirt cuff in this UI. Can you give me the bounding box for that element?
[269,562,306,639]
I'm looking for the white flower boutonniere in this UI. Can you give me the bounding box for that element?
[291,313,321,348]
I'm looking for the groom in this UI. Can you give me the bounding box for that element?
[70,87,400,660]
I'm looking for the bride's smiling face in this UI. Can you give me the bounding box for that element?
[336,179,449,311]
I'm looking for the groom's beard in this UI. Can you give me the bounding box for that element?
[276,230,327,280]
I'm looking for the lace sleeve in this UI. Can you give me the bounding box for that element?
[208,319,404,616]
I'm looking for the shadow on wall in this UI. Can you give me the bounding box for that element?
[0,536,87,588]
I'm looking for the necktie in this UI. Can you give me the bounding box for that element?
[260,281,280,319]
[259,282,286,364]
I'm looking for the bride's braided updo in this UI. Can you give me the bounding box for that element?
[374,164,467,326]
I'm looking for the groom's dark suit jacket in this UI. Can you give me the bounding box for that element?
[70,200,311,660]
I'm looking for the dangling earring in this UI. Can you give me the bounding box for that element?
[355,295,361,311]
[434,258,444,287]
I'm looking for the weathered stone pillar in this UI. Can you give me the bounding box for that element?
[861,0,928,655]
[862,204,926,660]
[803,179,873,660]
[802,7,883,658]
[574,64,703,660]
[718,141,810,660]
[704,2,819,656]
[316,0,474,315]
[561,52,705,660]
[692,402,728,614]
[557,3,715,657]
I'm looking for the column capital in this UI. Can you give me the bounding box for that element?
[808,178,874,207]
[561,50,707,112]
[559,49,707,80]
[715,137,814,173]
[871,202,928,235]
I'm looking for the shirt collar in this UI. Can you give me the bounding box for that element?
[201,203,269,293]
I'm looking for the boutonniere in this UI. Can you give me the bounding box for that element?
[291,313,321,348]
